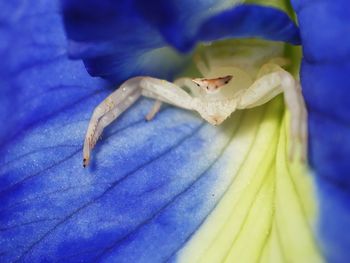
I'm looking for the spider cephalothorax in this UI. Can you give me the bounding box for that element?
[192,75,233,93]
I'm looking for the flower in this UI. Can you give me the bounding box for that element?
[0,0,348,263]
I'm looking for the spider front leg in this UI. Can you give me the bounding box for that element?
[83,77,143,167]
[235,64,307,161]
[83,77,194,167]
[145,100,163,121]
[144,77,199,121]
[140,77,194,111]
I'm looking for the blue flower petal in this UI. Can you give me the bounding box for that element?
[61,0,190,84]
[292,0,350,262]
[190,4,301,51]
[0,1,106,145]
[62,1,300,83]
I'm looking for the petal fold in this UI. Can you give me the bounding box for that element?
[62,0,189,84]
[62,1,300,83]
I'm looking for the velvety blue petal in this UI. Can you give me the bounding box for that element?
[190,4,300,51]
[0,1,108,145]
[61,0,190,84]
[62,1,300,83]
[292,0,350,262]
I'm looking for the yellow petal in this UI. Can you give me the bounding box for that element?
[177,97,323,263]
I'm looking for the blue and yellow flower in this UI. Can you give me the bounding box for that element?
[0,0,349,262]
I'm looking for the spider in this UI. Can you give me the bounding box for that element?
[82,59,307,167]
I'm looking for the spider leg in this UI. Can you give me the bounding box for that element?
[145,100,162,121]
[140,77,194,110]
[296,82,308,161]
[145,77,200,121]
[194,52,210,76]
[83,77,195,167]
[83,77,143,167]
[174,77,202,97]
[235,64,307,161]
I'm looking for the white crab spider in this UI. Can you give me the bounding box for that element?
[82,60,307,167]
